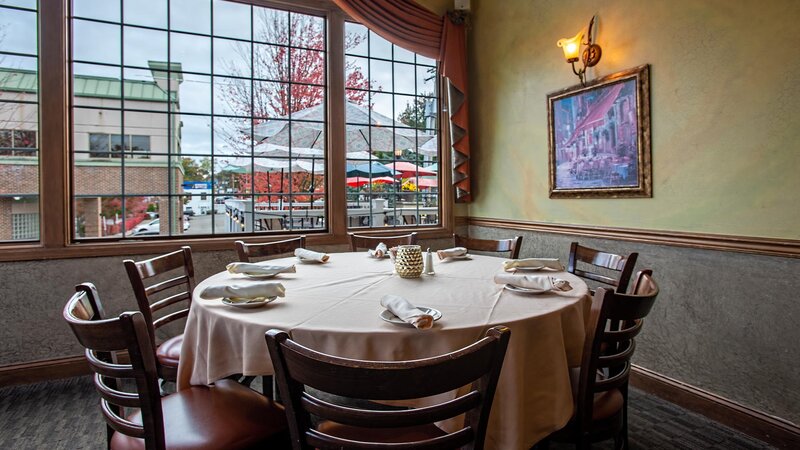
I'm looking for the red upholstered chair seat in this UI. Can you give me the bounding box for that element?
[111,380,287,450]
[569,367,625,420]
[155,334,183,368]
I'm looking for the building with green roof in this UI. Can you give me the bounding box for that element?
[0,62,186,239]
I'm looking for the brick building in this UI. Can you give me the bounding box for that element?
[0,62,184,240]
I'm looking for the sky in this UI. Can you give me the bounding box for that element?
[0,0,439,175]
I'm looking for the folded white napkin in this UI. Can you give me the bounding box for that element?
[368,242,388,258]
[503,258,564,272]
[380,295,434,330]
[437,247,468,260]
[226,262,296,276]
[494,274,572,292]
[200,282,286,299]
[294,248,330,263]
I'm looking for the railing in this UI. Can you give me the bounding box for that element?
[224,198,439,232]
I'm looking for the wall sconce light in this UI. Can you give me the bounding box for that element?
[556,16,602,86]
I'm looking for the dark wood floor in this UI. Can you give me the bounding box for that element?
[0,376,774,449]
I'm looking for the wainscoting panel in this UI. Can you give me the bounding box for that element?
[469,222,800,426]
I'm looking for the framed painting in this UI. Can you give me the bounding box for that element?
[547,64,651,198]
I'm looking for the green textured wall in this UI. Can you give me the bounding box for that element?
[417,0,451,16]
[468,0,800,239]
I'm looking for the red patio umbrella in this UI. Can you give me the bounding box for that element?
[346,176,396,187]
[414,177,439,189]
[385,161,436,178]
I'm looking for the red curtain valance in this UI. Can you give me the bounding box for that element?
[332,0,472,202]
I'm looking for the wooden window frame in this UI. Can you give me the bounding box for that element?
[0,0,452,262]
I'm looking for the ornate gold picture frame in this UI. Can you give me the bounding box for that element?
[547,64,651,198]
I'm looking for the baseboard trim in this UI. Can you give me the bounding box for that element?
[631,365,800,449]
[467,217,800,258]
[0,356,89,387]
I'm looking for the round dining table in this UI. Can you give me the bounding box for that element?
[177,251,591,450]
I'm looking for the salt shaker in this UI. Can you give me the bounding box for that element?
[424,248,435,275]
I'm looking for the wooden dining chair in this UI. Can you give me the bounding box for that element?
[567,242,638,293]
[235,235,307,262]
[123,246,195,383]
[544,270,659,450]
[266,326,511,450]
[453,233,523,259]
[63,288,288,450]
[67,283,115,447]
[348,232,418,252]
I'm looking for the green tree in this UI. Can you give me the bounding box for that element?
[397,92,434,130]
[181,157,211,181]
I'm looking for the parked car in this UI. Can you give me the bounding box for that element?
[132,218,188,236]
[184,206,195,216]
[132,218,160,235]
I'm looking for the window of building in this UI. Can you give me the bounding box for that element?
[0,129,37,156]
[88,133,151,158]
[0,1,40,243]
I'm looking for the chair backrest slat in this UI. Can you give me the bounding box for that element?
[144,275,190,297]
[267,326,510,450]
[300,390,482,429]
[348,232,418,252]
[568,242,638,292]
[235,236,307,262]
[101,401,147,439]
[86,350,136,378]
[305,423,475,450]
[94,374,142,408]
[575,270,658,432]
[132,248,191,278]
[453,234,523,259]
[151,309,190,329]
[149,291,191,313]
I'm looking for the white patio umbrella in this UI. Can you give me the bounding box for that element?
[227,157,324,174]
[418,133,439,156]
[252,101,435,153]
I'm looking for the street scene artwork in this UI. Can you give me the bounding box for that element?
[548,65,651,198]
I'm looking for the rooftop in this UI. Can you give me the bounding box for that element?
[0,68,175,103]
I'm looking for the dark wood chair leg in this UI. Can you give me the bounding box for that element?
[621,383,630,449]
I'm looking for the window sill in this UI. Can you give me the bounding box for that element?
[0,226,453,262]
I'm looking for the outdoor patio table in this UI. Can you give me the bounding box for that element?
[177,252,591,450]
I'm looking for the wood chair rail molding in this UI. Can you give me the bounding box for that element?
[467,217,800,259]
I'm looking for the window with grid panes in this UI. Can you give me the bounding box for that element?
[344,23,440,229]
[0,0,445,250]
[0,0,40,243]
[70,0,328,239]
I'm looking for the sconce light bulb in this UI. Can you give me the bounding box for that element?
[565,42,578,55]
[557,29,584,63]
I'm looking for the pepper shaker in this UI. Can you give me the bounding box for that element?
[424,248,435,275]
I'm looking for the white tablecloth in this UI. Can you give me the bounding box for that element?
[178,252,591,449]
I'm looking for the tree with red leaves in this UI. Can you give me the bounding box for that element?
[218,10,372,135]
[217,9,374,202]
